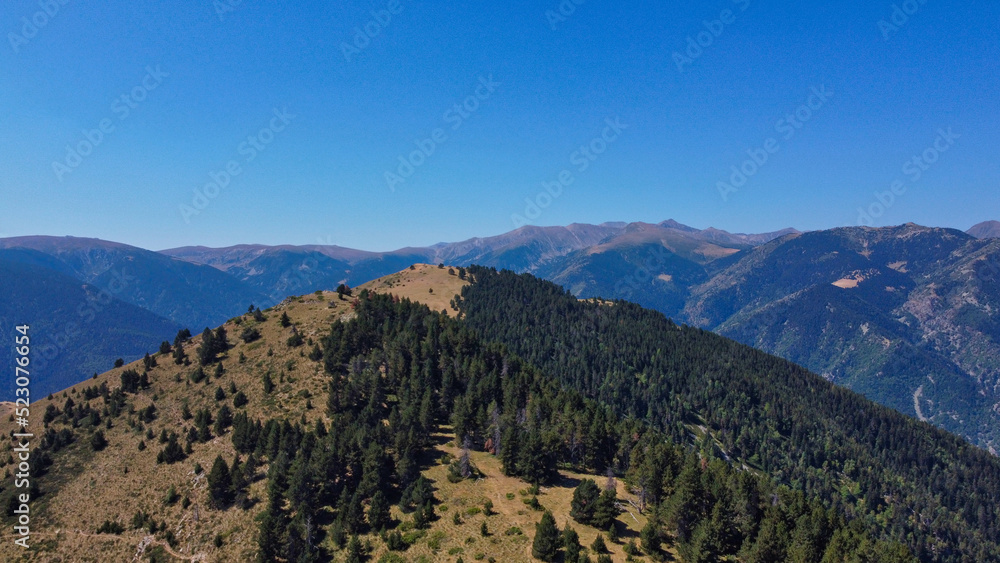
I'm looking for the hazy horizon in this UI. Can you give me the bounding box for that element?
[2,217,995,255]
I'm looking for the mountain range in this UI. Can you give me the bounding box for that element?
[4,264,999,561]
[2,220,998,452]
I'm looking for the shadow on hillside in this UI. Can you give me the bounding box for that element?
[415,431,452,471]
[611,518,640,541]
[551,473,583,490]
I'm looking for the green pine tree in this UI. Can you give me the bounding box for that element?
[563,525,582,562]
[591,533,608,553]
[592,488,618,529]
[90,429,107,451]
[570,479,600,525]
[532,510,561,562]
[368,490,391,532]
[641,518,662,557]
[207,455,233,508]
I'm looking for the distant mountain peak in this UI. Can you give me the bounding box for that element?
[968,220,1000,239]
[658,219,700,232]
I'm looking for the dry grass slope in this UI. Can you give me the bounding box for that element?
[359,263,471,316]
[0,266,670,562]
[0,290,351,561]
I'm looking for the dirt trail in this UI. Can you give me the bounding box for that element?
[131,534,205,562]
[25,530,204,562]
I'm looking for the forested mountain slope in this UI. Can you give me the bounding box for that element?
[678,225,1000,452]
[456,266,1000,562]
[1,266,920,562]
[0,250,182,398]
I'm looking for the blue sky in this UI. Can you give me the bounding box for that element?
[1,0,997,251]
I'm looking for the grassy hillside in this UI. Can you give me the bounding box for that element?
[0,267,658,562]
[0,289,345,561]
[359,264,472,316]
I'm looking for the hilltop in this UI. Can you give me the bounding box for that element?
[968,220,1000,239]
[358,264,472,316]
[0,266,659,562]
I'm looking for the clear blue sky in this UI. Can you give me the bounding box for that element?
[1,0,998,251]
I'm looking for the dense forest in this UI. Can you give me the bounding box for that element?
[454,266,1000,562]
[224,290,912,561]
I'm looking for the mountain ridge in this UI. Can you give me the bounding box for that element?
[5,221,1000,452]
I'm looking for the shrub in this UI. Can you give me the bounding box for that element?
[308,344,323,361]
[156,434,185,464]
[401,529,426,545]
[189,367,206,384]
[385,530,408,551]
[240,327,261,343]
[90,430,108,451]
[97,520,124,534]
[233,391,248,408]
[165,485,179,505]
[523,496,543,511]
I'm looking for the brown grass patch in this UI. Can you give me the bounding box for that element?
[359,263,470,316]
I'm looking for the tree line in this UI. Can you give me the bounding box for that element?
[454,266,1000,562]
